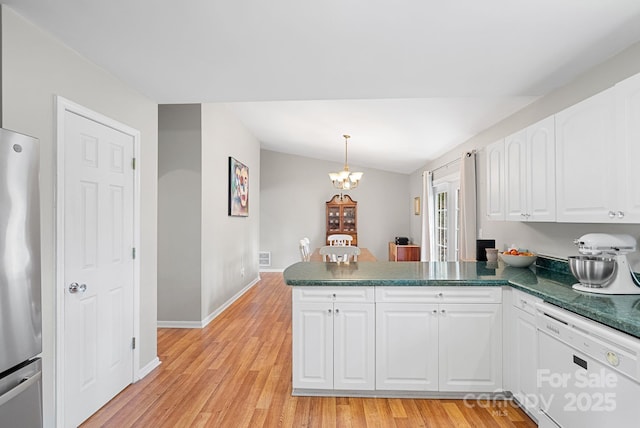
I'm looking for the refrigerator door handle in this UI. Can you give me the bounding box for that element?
[0,371,41,407]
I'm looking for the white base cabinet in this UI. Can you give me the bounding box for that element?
[292,287,375,391]
[509,289,542,420]
[375,287,503,393]
[376,303,439,391]
[293,286,504,395]
[438,303,503,392]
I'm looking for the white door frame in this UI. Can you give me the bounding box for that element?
[54,96,141,426]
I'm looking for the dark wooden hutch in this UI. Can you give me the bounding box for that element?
[325,194,357,245]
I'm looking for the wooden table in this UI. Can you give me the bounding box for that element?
[310,247,377,262]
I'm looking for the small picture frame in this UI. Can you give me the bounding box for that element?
[414,197,421,215]
[228,157,249,217]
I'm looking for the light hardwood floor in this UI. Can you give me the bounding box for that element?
[82,272,536,427]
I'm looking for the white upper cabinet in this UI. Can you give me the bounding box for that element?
[526,117,556,221]
[505,130,527,221]
[555,88,617,223]
[556,73,640,223]
[486,139,505,221]
[615,72,640,223]
[504,116,556,222]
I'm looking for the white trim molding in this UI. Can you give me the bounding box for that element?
[157,276,261,329]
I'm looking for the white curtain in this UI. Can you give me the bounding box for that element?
[420,171,434,261]
[459,151,477,261]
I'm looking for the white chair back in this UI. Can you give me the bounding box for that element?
[319,245,360,262]
[327,234,353,246]
[299,237,310,261]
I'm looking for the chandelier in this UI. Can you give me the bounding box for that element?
[328,134,363,190]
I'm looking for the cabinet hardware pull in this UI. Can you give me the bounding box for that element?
[328,309,332,314]
[617,211,625,219]
[608,211,616,219]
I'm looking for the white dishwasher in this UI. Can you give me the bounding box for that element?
[535,302,640,428]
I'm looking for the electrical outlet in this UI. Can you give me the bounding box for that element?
[240,267,245,277]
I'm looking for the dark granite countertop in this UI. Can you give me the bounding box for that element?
[283,260,640,339]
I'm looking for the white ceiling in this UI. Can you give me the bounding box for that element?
[6,0,640,173]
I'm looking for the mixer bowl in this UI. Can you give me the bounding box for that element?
[568,256,617,287]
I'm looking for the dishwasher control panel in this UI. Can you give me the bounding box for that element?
[535,302,640,428]
[535,302,640,382]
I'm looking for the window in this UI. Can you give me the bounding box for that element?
[432,177,460,261]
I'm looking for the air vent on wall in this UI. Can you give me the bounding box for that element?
[259,251,271,267]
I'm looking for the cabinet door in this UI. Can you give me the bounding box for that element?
[334,303,375,390]
[438,304,502,392]
[292,302,333,389]
[616,72,640,223]
[555,88,617,222]
[527,116,556,222]
[342,206,357,232]
[327,206,341,232]
[512,308,538,417]
[376,303,439,391]
[504,130,527,221]
[486,139,505,221]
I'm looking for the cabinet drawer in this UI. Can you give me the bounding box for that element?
[293,286,374,303]
[512,288,542,316]
[375,287,501,304]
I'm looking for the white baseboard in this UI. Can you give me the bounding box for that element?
[136,357,161,381]
[157,275,261,329]
[156,320,202,328]
[201,275,260,327]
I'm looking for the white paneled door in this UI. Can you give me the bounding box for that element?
[63,110,135,427]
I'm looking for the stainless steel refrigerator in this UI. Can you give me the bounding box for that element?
[0,128,43,428]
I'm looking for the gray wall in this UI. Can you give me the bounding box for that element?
[201,104,261,317]
[1,7,159,426]
[157,104,261,324]
[410,41,640,271]
[260,149,412,268]
[158,104,202,322]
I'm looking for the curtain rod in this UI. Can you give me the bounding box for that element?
[430,150,476,174]
[432,158,460,173]
[422,150,476,176]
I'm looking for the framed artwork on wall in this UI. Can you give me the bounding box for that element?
[228,156,249,217]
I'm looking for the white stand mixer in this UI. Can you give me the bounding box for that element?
[571,233,640,294]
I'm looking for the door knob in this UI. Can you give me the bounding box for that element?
[69,282,87,293]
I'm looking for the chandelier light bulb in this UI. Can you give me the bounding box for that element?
[328,134,363,190]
